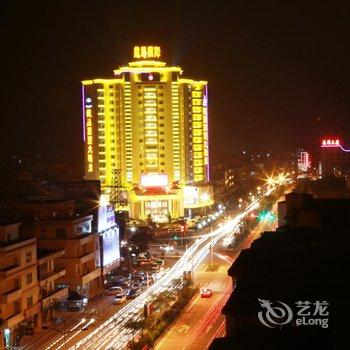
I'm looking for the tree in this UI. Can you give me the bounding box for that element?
[129,228,154,252]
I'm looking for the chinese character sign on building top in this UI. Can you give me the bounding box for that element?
[134,46,161,59]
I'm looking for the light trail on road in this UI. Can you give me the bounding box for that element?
[46,187,277,350]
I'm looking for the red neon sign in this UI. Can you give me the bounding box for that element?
[321,139,340,147]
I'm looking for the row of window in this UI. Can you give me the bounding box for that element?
[140,162,165,166]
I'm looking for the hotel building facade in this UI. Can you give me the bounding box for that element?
[321,138,350,176]
[82,46,213,222]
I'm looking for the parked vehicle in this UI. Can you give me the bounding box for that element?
[150,266,160,273]
[113,280,131,289]
[113,293,127,304]
[65,290,88,311]
[141,275,154,285]
[66,300,85,311]
[153,259,164,267]
[106,286,124,295]
[126,287,142,299]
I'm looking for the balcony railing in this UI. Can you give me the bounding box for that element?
[3,311,25,328]
[0,264,21,277]
[42,287,69,309]
[0,287,22,304]
[59,251,95,264]
[39,268,66,286]
[82,267,101,285]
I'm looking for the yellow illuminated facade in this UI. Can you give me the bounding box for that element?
[82,46,212,221]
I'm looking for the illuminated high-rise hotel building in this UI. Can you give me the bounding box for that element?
[82,46,212,221]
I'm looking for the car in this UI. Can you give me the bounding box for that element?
[200,288,213,298]
[141,275,154,285]
[149,265,160,273]
[126,287,142,299]
[132,275,143,284]
[139,260,152,266]
[66,301,85,311]
[160,245,174,252]
[113,280,131,289]
[137,257,150,263]
[130,281,141,288]
[153,259,164,267]
[106,286,124,295]
[138,251,151,259]
[113,293,127,304]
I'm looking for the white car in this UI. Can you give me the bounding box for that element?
[160,245,174,252]
[106,286,124,295]
[113,293,127,304]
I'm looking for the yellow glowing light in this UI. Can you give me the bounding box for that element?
[86,106,94,172]
[133,45,161,59]
[266,177,275,186]
[201,193,210,202]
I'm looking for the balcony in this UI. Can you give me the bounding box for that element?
[3,311,25,328]
[0,264,21,277]
[42,287,69,309]
[59,251,95,264]
[0,287,22,304]
[39,268,66,286]
[82,267,101,285]
[24,302,41,318]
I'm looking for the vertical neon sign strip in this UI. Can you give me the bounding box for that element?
[82,85,86,142]
[205,85,210,181]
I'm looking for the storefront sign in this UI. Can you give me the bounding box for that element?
[85,97,93,172]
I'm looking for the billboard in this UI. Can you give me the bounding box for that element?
[98,204,116,232]
[102,227,120,267]
[183,185,214,208]
[140,174,168,188]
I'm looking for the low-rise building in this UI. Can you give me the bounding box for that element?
[12,200,102,298]
[0,222,40,349]
[37,248,68,323]
[35,214,100,297]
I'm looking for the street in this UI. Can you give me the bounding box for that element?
[155,206,278,350]
[18,190,277,350]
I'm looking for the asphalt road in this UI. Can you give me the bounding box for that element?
[155,252,232,350]
[155,206,279,350]
[19,191,280,350]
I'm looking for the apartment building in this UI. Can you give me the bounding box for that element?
[13,200,101,298]
[0,222,40,349]
[37,248,68,323]
[35,216,100,297]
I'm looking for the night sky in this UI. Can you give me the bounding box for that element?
[1,0,350,162]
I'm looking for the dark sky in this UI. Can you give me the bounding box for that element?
[1,0,350,162]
